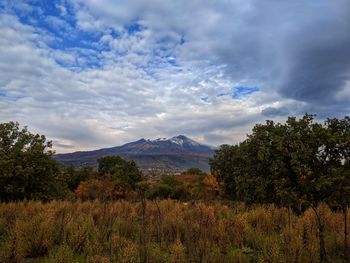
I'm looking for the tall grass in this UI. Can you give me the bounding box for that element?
[0,200,347,262]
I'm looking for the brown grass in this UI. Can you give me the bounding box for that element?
[0,200,347,263]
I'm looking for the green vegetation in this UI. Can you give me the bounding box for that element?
[98,155,143,191]
[0,122,66,201]
[147,173,219,201]
[210,114,350,262]
[210,115,350,209]
[0,114,349,262]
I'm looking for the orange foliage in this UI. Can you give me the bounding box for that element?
[202,174,219,188]
[75,178,116,201]
[175,174,199,183]
[201,174,220,198]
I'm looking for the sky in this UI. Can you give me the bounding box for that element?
[0,0,349,153]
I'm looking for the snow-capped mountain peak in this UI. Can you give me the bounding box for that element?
[169,135,200,146]
[120,135,213,154]
[55,135,215,172]
[170,136,184,145]
[155,138,167,141]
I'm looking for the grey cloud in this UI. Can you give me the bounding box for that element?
[203,133,232,147]
[276,3,350,106]
[75,0,350,116]
[262,107,289,117]
[2,0,349,153]
[153,110,263,139]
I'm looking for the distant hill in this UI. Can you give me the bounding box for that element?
[55,135,215,173]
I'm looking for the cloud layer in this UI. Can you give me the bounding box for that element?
[0,0,349,152]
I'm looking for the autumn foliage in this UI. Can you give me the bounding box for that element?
[75,178,116,201]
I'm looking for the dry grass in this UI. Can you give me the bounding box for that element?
[0,200,347,263]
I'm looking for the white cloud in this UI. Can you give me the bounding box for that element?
[1,0,349,153]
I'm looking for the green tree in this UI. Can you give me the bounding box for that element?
[97,155,142,190]
[325,117,350,261]
[210,114,350,262]
[148,183,173,199]
[271,115,335,262]
[148,174,189,200]
[210,144,240,200]
[62,165,95,192]
[0,121,66,201]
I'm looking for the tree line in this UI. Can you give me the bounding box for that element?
[0,122,218,202]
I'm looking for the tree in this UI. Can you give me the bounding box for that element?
[148,174,189,200]
[210,144,241,200]
[210,114,350,262]
[62,165,95,192]
[97,155,142,191]
[0,121,66,201]
[271,115,334,262]
[148,183,173,199]
[325,117,350,261]
[75,178,115,201]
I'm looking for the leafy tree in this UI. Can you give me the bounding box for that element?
[148,174,189,200]
[160,175,189,199]
[148,175,177,199]
[75,178,115,201]
[271,115,335,262]
[324,117,350,261]
[148,183,173,199]
[97,155,142,191]
[61,165,95,192]
[160,174,179,188]
[0,121,66,201]
[210,144,241,200]
[210,114,350,262]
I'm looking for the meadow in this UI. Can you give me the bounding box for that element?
[0,200,347,263]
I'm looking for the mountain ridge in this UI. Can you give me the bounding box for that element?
[55,135,215,173]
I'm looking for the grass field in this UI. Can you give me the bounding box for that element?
[0,200,347,263]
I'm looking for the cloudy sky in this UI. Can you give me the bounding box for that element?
[0,0,349,153]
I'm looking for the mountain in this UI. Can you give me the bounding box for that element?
[55,135,215,173]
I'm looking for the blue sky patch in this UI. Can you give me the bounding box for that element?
[233,86,260,98]
[201,96,209,102]
[125,22,143,34]
[180,36,185,45]
[0,91,24,101]
[217,86,260,99]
